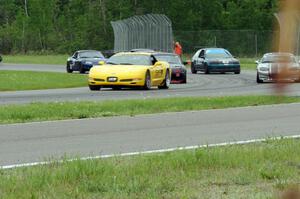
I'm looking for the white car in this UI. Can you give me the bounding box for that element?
[256,53,300,83]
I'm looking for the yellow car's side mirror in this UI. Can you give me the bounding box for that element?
[154,61,164,67]
[154,61,169,68]
[99,61,105,65]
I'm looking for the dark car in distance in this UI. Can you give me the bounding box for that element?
[191,48,240,74]
[66,50,107,73]
[155,53,187,83]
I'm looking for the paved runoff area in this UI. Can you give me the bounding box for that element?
[1,103,300,167]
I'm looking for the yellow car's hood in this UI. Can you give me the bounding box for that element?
[91,65,148,75]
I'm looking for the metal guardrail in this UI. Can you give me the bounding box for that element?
[111,14,174,53]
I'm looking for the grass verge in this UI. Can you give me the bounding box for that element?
[0,71,87,91]
[0,95,299,124]
[0,138,299,198]
[2,54,68,65]
[240,58,257,70]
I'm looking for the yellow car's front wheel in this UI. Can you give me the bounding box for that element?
[143,71,151,90]
[158,70,170,89]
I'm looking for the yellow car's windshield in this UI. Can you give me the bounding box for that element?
[106,54,151,66]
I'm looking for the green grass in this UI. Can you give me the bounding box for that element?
[240,58,257,70]
[0,71,87,91]
[0,95,299,124]
[2,54,68,65]
[1,138,299,198]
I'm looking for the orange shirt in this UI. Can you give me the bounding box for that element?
[174,44,182,56]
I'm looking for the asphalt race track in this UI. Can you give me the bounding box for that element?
[2,63,300,105]
[1,103,300,166]
[1,63,300,167]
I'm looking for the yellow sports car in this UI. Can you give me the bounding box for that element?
[88,52,171,90]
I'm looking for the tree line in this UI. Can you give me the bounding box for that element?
[0,0,278,54]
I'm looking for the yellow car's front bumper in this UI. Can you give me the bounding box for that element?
[88,77,145,87]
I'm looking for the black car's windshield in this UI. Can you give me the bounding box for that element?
[107,54,151,65]
[155,55,182,64]
[79,51,104,58]
[205,49,233,59]
[261,55,296,63]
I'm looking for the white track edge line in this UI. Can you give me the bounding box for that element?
[1,134,300,170]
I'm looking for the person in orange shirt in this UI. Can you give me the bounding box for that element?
[174,41,183,57]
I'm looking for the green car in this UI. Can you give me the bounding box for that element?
[191,48,240,74]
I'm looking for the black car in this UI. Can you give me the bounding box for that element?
[66,50,107,73]
[155,53,187,83]
[191,48,240,74]
[102,50,116,58]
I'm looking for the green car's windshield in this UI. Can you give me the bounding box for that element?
[107,54,151,65]
[79,51,104,58]
[261,55,296,63]
[155,55,182,64]
[205,49,233,59]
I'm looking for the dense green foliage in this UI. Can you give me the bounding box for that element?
[0,0,278,54]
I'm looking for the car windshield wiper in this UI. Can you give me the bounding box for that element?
[93,56,103,58]
[120,63,134,65]
[106,62,118,65]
